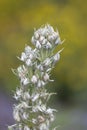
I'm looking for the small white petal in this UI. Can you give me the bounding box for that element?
[39,36,44,42]
[31,75,38,84]
[31,36,35,44]
[21,52,26,61]
[48,35,53,41]
[29,53,34,60]
[32,93,39,102]
[37,64,44,71]
[55,37,61,44]
[25,46,32,53]
[37,80,42,87]
[44,58,51,66]
[13,109,20,121]
[23,92,30,100]
[39,123,48,130]
[34,32,39,39]
[38,115,45,123]
[36,41,41,49]
[43,73,49,81]
[46,42,52,49]
[22,78,29,85]
[26,59,32,66]
[32,118,37,124]
[41,80,45,86]
[42,39,47,45]
[21,102,29,108]
[53,53,60,62]
[24,126,30,130]
[22,112,29,120]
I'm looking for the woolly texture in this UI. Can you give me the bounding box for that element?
[8,24,63,130]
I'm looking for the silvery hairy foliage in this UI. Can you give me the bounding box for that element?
[8,24,63,130]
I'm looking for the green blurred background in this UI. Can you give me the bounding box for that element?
[0,0,87,129]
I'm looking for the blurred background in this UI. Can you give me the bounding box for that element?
[0,0,87,130]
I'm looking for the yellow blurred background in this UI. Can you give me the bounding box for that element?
[0,0,87,129]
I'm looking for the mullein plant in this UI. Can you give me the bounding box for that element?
[8,24,63,130]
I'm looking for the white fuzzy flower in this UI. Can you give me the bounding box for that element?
[32,93,39,102]
[16,88,22,96]
[32,118,37,124]
[39,36,44,42]
[25,46,32,54]
[34,32,39,39]
[46,42,52,49]
[38,115,45,123]
[37,80,45,87]
[39,123,48,130]
[24,126,30,130]
[55,37,61,45]
[42,39,47,45]
[8,124,17,130]
[43,73,49,81]
[23,92,30,100]
[13,109,20,122]
[29,53,34,60]
[21,52,26,61]
[22,112,29,120]
[17,65,28,79]
[31,36,35,45]
[26,59,32,66]
[36,41,41,49]
[53,53,60,63]
[21,77,29,85]
[37,64,44,71]
[46,108,57,122]
[31,75,38,84]
[46,108,53,114]
[43,58,51,66]
[21,101,29,108]
[14,88,22,100]
[37,104,46,112]
[37,80,42,87]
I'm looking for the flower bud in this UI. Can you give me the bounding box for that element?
[55,37,61,45]
[38,115,45,123]
[43,73,49,81]
[48,35,54,42]
[31,75,38,84]
[53,53,60,63]
[31,36,35,45]
[29,53,34,60]
[46,42,52,49]
[24,126,30,130]
[22,112,29,120]
[23,92,30,100]
[25,46,32,53]
[39,36,44,42]
[22,78,29,85]
[13,109,20,122]
[36,41,41,49]
[21,101,29,108]
[26,59,32,66]
[37,80,42,87]
[44,58,51,66]
[37,64,44,71]
[42,39,47,45]
[21,52,26,61]
[32,93,39,102]
[34,32,39,39]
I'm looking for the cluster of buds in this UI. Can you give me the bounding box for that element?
[8,24,63,130]
[31,24,61,49]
